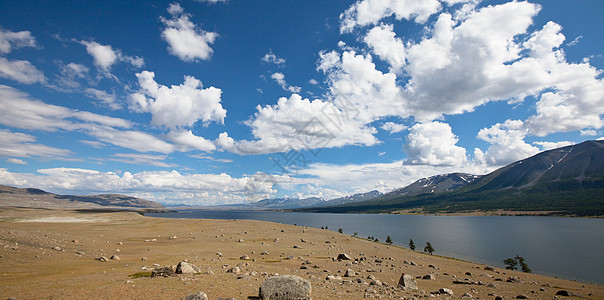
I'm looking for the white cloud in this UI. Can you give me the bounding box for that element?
[216,94,378,155]
[381,121,407,134]
[0,129,71,158]
[364,24,406,73]
[271,72,301,93]
[54,62,89,89]
[404,121,467,166]
[111,153,176,168]
[80,40,144,72]
[340,0,443,33]
[161,3,218,62]
[86,125,174,154]
[580,129,597,136]
[533,141,574,151]
[475,120,540,167]
[130,70,226,129]
[262,51,285,65]
[7,158,27,165]
[85,88,121,110]
[165,129,216,152]
[0,168,283,204]
[0,28,37,54]
[195,0,227,3]
[0,57,45,84]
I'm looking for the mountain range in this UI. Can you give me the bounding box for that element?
[300,140,604,216]
[0,185,165,209]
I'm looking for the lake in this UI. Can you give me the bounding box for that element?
[147,210,604,285]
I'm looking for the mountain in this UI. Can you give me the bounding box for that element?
[0,185,165,209]
[299,140,604,216]
[390,173,482,196]
[252,197,325,209]
[312,190,383,207]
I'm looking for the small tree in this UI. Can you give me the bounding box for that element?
[424,242,435,255]
[503,258,518,270]
[338,228,343,234]
[386,235,393,245]
[374,238,379,242]
[515,255,531,273]
[409,239,416,251]
[352,232,358,237]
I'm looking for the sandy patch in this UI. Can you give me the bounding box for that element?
[15,216,106,223]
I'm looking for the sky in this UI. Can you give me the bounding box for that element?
[0,0,603,205]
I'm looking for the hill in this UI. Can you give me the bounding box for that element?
[0,185,165,209]
[311,190,383,207]
[299,140,604,216]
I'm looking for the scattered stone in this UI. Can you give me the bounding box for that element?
[487,283,497,288]
[438,288,454,296]
[356,278,368,285]
[337,253,351,260]
[462,292,473,298]
[259,275,311,300]
[169,236,178,239]
[484,266,495,271]
[96,256,109,262]
[182,291,208,300]
[151,266,176,277]
[261,251,269,255]
[238,239,244,242]
[72,239,79,243]
[516,295,529,299]
[453,280,471,285]
[240,254,250,260]
[422,274,435,280]
[367,275,376,280]
[141,257,148,261]
[369,279,382,286]
[293,245,301,249]
[326,275,343,281]
[274,238,279,242]
[144,239,157,242]
[398,273,418,290]
[506,276,521,283]
[495,296,504,300]
[216,252,222,256]
[344,269,356,277]
[555,290,574,296]
[465,272,473,276]
[52,246,62,251]
[110,255,120,260]
[176,261,201,274]
[226,267,241,274]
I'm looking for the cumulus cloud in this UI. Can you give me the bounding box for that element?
[271,72,301,93]
[340,0,443,33]
[262,51,285,65]
[165,129,216,152]
[475,120,540,167]
[0,28,37,54]
[381,121,407,134]
[533,141,574,151]
[404,121,467,166]
[0,129,71,158]
[364,24,406,73]
[161,3,218,62]
[0,57,45,84]
[130,70,226,129]
[0,168,283,204]
[7,158,27,165]
[80,40,143,72]
[216,94,377,155]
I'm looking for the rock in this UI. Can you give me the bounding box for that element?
[226,267,241,274]
[96,256,109,262]
[240,254,250,260]
[462,292,473,298]
[141,257,148,261]
[152,266,176,277]
[259,275,311,300]
[484,266,495,271]
[555,290,574,296]
[506,276,521,283]
[439,288,453,296]
[356,278,368,284]
[176,261,201,274]
[487,283,497,288]
[453,280,471,285]
[238,239,244,242]
[369,279,382,286]
[422,274,435,280]
[326,275,343,281]
[337,253,351,260]
[516,295,529,299]
[182,291,208,300]
[367,275,376,280]
[261,251,269,255]
[344,269,356,277]
[110,255,120,260]
[293,245,301,249]
[52,246,62,251]
[398,273,418,290]
[495,296,504,300]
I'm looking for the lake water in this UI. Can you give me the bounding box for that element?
[147,210,604,285]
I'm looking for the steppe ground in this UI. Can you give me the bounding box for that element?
[1,207,602,299]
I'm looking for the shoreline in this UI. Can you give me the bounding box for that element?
[1,206,602,299]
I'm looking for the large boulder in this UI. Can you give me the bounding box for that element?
[259,275,311,300]
[398,273,418,290]
[182,291,208,300]
[336,253,351,260]
[176,261,201,274]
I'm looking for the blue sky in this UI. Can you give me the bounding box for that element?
[0,0,602,205]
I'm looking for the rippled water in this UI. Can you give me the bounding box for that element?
[147,210,604,284]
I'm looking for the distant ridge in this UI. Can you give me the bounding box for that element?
[0,185,165,209]
[311,190,383,207]
[299,140,604,216]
